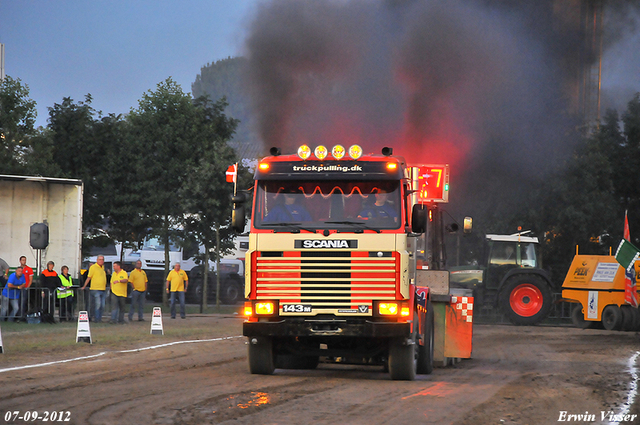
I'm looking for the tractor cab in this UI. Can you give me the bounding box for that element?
[484,234,540,290]
[449,231,553,325]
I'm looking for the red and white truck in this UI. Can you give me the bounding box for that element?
[233,145,473,380]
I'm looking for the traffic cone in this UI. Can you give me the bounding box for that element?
[150,307,164,335]
[76,311,92,344]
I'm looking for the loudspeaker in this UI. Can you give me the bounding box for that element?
[30,223,49,249]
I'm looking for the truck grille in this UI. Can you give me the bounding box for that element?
[254,251,398,314]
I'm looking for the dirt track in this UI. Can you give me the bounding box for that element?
[1,317,639,425]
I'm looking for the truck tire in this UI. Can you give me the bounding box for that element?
[620,305,635,331]
[500,274,552,326]
[601,305,623,331]
[187,283,203,304]
[276,355,319,370]
[247,337,275,375]
[0,258,8,285]
[417,301,434,375]
[389,337,417,381]
[571,304,594,329]
[220,280,243,304]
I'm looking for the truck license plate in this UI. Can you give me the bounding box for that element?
[282,304,312,313]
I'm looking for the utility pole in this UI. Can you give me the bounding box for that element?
[0,43,5,80]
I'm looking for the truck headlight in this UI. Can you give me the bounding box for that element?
[255,301,276,315]
[378,302,399,316]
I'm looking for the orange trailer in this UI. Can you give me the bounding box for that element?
[561,254,640,330]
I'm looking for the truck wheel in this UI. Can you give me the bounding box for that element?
[0,258,9,275]
[570,304,594,329]
[417,301,434,375]
[500,275,552,325]
[601,305,623,331]
[276,355,319,370]
[247,337,275,375]
[389,338,417,381]
[188,283,203,304]
[620,305,635,331]
[221,280,243,304]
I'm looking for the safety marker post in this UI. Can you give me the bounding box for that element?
[0,323,4,353]
[150,307,164,335]
[76,311,92,344]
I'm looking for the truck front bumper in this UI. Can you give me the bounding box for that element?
[243,319,410,338]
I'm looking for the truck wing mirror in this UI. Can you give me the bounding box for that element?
[232,204,246,233]
[231,192,247,232]
[411,204,427,234]
[463,216,473,234]
[232,193,246,204]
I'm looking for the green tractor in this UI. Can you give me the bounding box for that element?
[449,232,555,325]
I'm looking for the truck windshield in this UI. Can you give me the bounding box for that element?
[254,180,402,230]
[142,236,180,252]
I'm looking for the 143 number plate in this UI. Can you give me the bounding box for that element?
[282,304,312,313]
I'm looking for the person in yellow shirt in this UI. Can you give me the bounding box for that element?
[166,263,188,319]
[82,255,107,322]
[109,261,129,324]
[128,260,148,322]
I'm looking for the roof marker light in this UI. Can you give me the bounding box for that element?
[315,145,328,160]
[386,162,398,170]
[258,163,270,171]
[298,145,311,160]
[332,144,345,159]
[348,144,362,159]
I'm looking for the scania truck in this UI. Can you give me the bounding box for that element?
[233,145,474,380]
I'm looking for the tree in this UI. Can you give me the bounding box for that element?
[181,96,239,311]
[0,76,37,174]
[127,78,208,304]
[533,99,640,281]
[97,113,150,259]
[617,94,640,244]
[46,95,111,256]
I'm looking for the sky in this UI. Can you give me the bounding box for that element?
[0,0,259,127]
[0,0,638,129]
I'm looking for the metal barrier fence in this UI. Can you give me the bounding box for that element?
[0,287,118,323]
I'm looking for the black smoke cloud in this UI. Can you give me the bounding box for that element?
[242,0,638,227]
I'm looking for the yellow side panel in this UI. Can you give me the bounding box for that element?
[396,234,410,299]
[561,255,629,291]
[244,233,258,298]
[561,255,640,321]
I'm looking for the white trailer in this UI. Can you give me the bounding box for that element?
[0,175,83,278]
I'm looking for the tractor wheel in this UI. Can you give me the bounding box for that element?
[276,355,319,370]
[417,301,434,375]
[601,305,623,331]
[500,274,552,326]
[389,337,417,381]
[571,304,594,329]
[247,337,275,375]
[620,305,636,332]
